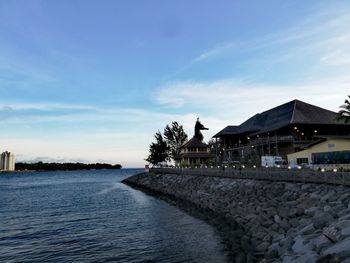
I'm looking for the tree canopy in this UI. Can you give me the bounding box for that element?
[146,122,188,165]
[145,131,169,165]
[337,95,350,124]
[163,121,188,161]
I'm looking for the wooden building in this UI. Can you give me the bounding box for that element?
[179,118,213,167]
[213,100,350,166]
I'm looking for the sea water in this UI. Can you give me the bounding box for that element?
[0,169,228,262]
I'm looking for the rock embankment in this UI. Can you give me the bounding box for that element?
[123,172,350,263]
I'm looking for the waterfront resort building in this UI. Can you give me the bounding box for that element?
[213,100,350,166]
[0,151,16,171]
[287,136,350,168]
[179,118,214,167]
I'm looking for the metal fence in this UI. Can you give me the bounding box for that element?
[150,167,350,186]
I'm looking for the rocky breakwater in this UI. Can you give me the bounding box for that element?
[123,172,350,263]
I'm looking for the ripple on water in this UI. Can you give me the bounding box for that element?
[0,170,228,263]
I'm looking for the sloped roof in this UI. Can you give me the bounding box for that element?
[213,99,341,137]
[180,137,209,149]
[213,125,239,136]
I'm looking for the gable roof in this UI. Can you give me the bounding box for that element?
[213,99,341,137]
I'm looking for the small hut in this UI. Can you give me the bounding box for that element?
[179,118,213,167]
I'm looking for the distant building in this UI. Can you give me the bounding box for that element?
[287,136,350,167]
[0,151,16,171]
[213,100,350,166]
[179,118,214,166]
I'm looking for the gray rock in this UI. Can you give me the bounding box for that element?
[289,218,300,228]
[321,190,335,202]
[278,236,293,256]
[262,219,274,227]
[255,231,267,240]
[341,226,350,238]
[334,219,350,230]
[285,254,318,263]
[240,235,251,252]
[234,252,246,263]
[323,205,332,213]
[313,212,334,229]
[322,236,350,257]
[337,208,350,218]
[339,193,350,202]
[279,207,291,218]
[271,223,280,231]
[292,235,313,254]
[256,241,270,252]
[274,214,282,224]
[316,254,343,263]
[299,223,315,235]
[323,226,340,242]
[310,234,331,253]
[263,233,272,242]
[305,207,321,217]
[273,233,285,242]
[338,213,350,221]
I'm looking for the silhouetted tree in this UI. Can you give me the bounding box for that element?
[15,162,122,171]
[337,95,350,124]
[146,131,169,165]
[163,121,188,162]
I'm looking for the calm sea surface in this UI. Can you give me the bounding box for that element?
[0,169,228,262]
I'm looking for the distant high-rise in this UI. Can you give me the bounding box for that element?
[0,151,15,171]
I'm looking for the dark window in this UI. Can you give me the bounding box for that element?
[312,151,350,164]
[297,158,309,165]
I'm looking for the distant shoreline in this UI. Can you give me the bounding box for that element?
[14,162,122,172]
[0,168,123,173]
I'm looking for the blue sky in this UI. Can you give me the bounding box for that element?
[0,1,349,167]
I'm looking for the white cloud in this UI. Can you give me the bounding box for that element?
[0,102,229,167]
[193,42,237,62]
[156,77,348,124]
[320,49,350,66]
[156,5,350,126]
[190,6,350,68]
[0,106,14,120]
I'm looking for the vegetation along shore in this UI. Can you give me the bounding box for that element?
[14,162,122,172]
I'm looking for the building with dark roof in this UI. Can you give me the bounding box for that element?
[179,118,214,167]
[213,100,350,166]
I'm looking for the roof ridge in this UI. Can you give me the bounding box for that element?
[290,99,297,123]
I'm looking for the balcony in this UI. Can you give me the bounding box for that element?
[224,135,313,151]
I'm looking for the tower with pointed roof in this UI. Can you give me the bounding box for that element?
[179,118,214,167]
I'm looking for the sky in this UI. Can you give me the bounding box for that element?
[0,0,349,167]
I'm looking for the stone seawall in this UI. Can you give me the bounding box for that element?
[123,172,350,263]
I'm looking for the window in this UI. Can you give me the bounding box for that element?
[297,158,309,165]
[312,151,350,164]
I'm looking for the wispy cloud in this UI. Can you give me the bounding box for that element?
[0,101,228,166]
[193,42,237,62]
[155,77,348,123]
[0,106,15,120]
[191,7,350,65]
[157,4,350,125]
[320,49,350,66]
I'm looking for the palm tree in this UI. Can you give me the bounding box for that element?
[337,95,350,123]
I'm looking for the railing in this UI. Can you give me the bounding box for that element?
[150,167,350,186]
[224,136,311,150]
